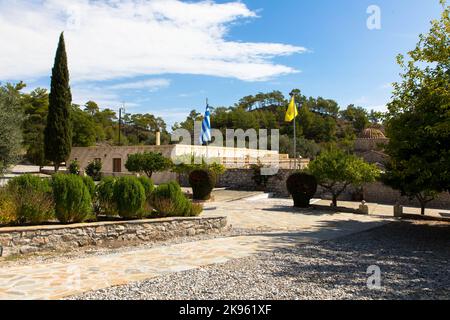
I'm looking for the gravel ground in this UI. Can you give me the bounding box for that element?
[71,220,450,300]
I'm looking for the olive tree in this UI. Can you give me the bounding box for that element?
[125,152,172,178]
[308,149,380,207]
[383,0,450,215]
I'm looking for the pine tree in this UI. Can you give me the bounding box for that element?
[44,32,72,172]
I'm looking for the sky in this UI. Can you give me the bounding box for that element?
[0,0,444,128]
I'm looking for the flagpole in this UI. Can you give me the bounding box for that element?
[293,109,296,169]
[205,98,209,162]
[289,92,297,169]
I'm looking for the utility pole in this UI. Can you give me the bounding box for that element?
[118,104,125,146]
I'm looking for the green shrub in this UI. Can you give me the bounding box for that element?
[52,174,92,223]
[82,175,96,198]
[138,175,155,214]
[7,175,54,224]
[8,174,52,193]
[0,188,17,225]
[286,172,318,208]
[113,176,146,219]
[188,169,216,200]
[85,159,102,181]
[190,203,204,217]
[95,177,117,216]
[138,176,154,198]
[151,181,202,217]
[68,160,80,175]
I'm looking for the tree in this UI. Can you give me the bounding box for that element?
[340,104,370,133]
[84,101,99,116]
[383,0,449,215]
[308,149,380,207]
[0,83,24,174]
[71,105,97,147]
[369,110,385,125]
[21,88,49,167]
[125,152,172,178]
[44,32,72,172]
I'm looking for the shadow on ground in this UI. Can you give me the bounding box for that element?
[267,220,450,299]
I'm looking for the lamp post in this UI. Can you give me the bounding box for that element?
[118,105,125,146]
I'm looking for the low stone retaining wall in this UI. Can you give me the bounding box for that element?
[230,169,450,209]
[0,216,228,257]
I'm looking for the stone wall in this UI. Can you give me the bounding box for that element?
[180,168,297,192]
[0,216,227,257]
[363,182,450,209]
[214,169,450,209]
[217,169,257,190]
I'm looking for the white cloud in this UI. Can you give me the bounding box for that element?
[0,0,306,82]
[71,85,126,109]
[107,79,171,91]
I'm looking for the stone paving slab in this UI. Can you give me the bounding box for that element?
[203,197,391,232]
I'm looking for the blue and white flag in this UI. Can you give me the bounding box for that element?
[199,104,212,145]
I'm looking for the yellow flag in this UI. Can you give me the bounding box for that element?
[285,96,298,122]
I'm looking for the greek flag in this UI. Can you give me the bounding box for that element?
[199,104,212,145]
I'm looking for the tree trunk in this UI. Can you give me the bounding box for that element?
[332,195,338,207]
[421,203,426,216]
[54,163,59,173]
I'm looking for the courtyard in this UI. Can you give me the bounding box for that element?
[0,190,448,300]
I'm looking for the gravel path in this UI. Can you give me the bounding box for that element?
[71,220,450,300]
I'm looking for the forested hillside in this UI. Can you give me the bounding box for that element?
[2,82,384,167]
[174,90,385,158]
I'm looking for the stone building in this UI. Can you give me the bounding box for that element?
[68,144,297,184]
[354,127,389,169]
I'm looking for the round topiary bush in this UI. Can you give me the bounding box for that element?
[138,176,154,199]
[188,169,216,201]
[151,181,201,217]
[95,176,117,216]
[52,174,92,223]
[82,175,96,198]
[286,172,318,208]
[113,176,146,219]
[7,174,54,225]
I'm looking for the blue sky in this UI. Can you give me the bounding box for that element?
[0,0,443,128]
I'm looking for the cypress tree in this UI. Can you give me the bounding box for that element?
[44,32,72,172]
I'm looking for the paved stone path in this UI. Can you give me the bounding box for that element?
[0,197,391,300]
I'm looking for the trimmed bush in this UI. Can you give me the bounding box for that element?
[151,181,202,217]
[138,175,155,214]
[52,174,92,223]
[82,175,96,198]
[190,203,204,217]
[7,175,54,224]
[286,172,318,208]
[85,159,102,181]
[68,160,80,175]
[8,174,52,193]
[0,188,17,225]
[189,169,216,201]
[95,177,117,216]
[113,176,146,219]
[138,176,154,199]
